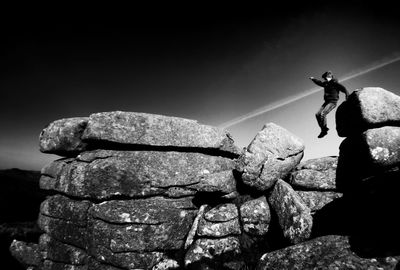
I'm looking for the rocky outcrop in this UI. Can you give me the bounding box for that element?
[236,123,304,191]
[12,100,400,269]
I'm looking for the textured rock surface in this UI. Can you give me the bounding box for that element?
[289,156,337,190]
[240,197,271,236]
[197,204,241,237]
[268,180,313,244]
[184,237,241,268]
[257,235,400,270]
[39,234,88,265]
[81,111,240,155]
[336,87,400,137]
[90,197,197,252]
[40,150,235,199]
[39,117,89,156]
[296,191,343,212]
[9,240,41,267]
[237,123,304,191]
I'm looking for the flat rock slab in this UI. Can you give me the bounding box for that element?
[90,209,196,252]
[268,180,313,244]
[240,196,271,236]
[40,150,235,199]
[289,156,337,190]
[39,117,89,156]
[81,111,240,155]
[257,235,400,270]
[38,214,88,249]
[336,87,400,137]
[90,197,196,224]
[237,123,304,191]
[296,191,343,212]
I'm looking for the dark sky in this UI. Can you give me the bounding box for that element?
[2,2,400,169]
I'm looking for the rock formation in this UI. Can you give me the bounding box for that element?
[11,88,400,269]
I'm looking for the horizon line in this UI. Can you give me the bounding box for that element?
[219,53,400,129]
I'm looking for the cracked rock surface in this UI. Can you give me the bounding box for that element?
[236,123,304,191]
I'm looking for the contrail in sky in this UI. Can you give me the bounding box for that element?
[219,53,400,129]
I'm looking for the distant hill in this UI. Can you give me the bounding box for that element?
[0,168,45,222]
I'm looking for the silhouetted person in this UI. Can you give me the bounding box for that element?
[310,71,349,138]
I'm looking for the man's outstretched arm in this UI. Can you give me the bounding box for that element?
[309,77,325,87]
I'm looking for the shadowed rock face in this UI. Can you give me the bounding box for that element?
[336,87,400,137]
[337,126,400,190]
[256,235,400,270]
[236,123,305,192]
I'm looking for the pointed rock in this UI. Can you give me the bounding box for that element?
[236,123,304,191]
[268,180,313,244]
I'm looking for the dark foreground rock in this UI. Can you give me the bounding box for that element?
[257,235,400,270]
[237,123,304,191]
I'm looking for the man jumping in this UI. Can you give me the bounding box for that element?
[310,71,349,138]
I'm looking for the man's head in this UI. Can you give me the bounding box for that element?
[322,71,333,81]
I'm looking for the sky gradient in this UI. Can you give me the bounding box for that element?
[2,2,400,169]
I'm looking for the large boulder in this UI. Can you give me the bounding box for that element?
[256,235,400,270]
[40,150,235,200]
[236,123,304,191]
[268,180,313,244]
[336,87,400,137]
[81,111,240,155]
[39,117,89,156]
[288,156,337,190]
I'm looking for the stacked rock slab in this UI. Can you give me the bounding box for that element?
[23,111,244,270]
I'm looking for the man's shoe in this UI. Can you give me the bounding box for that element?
[318,128,329,138]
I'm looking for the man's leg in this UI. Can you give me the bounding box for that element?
[316,102,337,138]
